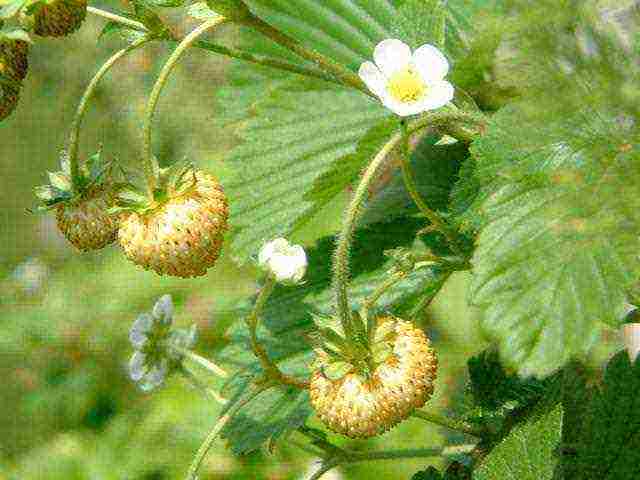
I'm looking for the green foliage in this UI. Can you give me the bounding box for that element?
[218,216,449,453]
[465,105,640,377]
[562,351,640,479]
[473,382,563,480]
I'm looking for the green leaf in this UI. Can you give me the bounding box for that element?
[187,2,217,20]
[469,106,640,377]
[218,217,449,454]
[224,78,389,262]
[473,382,563,480]
[47,171,71,191]
[412,466,444,480]
[0,0,24,19]
[563,351,640,479]
[98,21,146,43]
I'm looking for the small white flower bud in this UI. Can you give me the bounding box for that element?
[623,320,640,364]
[258,238,307,285]
[152,294,174,325]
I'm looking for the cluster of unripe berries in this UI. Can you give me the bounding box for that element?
[0,0,87,121]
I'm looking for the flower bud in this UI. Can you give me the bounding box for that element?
[623,307,640,363]
[258,238,307,285]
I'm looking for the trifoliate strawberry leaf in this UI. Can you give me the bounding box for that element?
[563,351,640,480]
[473,381,563,480]
[218,217,450,454]
[468,105,640,377]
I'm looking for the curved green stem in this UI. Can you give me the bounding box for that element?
[246,276,309,389]
[243,14,371,96]
[142,16,228,199]
[172,346,228,378]
[67,37,149,186]
[399,121,463,255]
[186,386,265,480]
[333,132,402,331]
[86,6,148,31]
[179,366,227,404]
[412,409,482,437]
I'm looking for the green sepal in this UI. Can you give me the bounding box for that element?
[47,171,71,191]
[321,360,353,382]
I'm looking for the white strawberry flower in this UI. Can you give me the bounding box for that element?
[258,238,307,285]
[359,39,454,117]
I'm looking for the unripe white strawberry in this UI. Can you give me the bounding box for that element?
[309,316,437,438]
[34,149,120,252]
[118,170,228,278]
[0,83,20,121]
[55,185,118,251]
[0,36,29,121]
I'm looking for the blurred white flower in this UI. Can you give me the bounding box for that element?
[258,238,307,285]
[359,39,454,116]
[128,295,197,392]
[11,257,49,294]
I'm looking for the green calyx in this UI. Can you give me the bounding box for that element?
[33,147,117,211]
[310,312,398,381]
[111,158,197,216]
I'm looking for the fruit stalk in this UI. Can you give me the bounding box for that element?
[412,409,482,437]
[246,276,309,389]
[67,37,149,188]
[399,120,464,255]
[171,346,228,378]
[179,366,227,405]
[142,16,228,199]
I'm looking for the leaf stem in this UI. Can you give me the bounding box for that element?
[179,366,227,405]
[242,14,372,96]
[86,6,148,31]
[172,346,228,378]
[142,16,228,199]
[186,386,265,480]
[246,276,309,389]
[361,270,407,322]
[67,37,149,188]
[399,121,464,255]
[86,6,344,87]
[412,409,482,438]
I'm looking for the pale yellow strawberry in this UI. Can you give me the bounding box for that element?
[310,317,437,438]
[55,185,119,251]
[118,171,228,278]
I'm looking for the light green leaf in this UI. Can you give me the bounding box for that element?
[473,381,563,480]
[469,106,640,377]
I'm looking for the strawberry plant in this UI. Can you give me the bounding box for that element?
[5,0,640,478]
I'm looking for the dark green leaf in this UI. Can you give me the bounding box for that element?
[412,466,444,480]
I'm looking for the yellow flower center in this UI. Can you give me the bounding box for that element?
[387,68,426,103]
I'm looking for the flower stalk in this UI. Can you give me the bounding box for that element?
[412,409,482,437]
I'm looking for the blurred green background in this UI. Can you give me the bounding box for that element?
[0,7,576,480]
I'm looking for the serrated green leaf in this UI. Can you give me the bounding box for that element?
[224,78,388,262]
[473,382,563,480]
[469,106,640,377]
[218,217,450,453]
[563,351,640,479]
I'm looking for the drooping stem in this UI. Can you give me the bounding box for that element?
[67,37,149,187]
[246,276,309,389]
[333,132,403,331]
[142,16,228,199]
[186,386,265,480]
[86,7,343,87]
[242,14,371,96]
[179,366,227,405]
[412,409,482,438]
[399,121,464,255]
[172,346,228,378]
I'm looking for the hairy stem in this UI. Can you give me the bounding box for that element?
[412,409,482,437]
[67,37,149,187]
[333,132,402,331]
[242,14,371,96]
[186,386,265,480]
[172,346,228,378]
[179,366,227,405]
[400,121,464,255]
[142,16,228,199]
[246,276,309,389]
[87,7,343,87]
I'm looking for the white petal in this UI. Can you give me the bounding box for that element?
[358,61,386,97]
[380,94,426,117]
[374,39,412,77]
[152,294,174,325]
[129,351,147,381]
[413,43,449,80]
[258,238,288,266]
[418,80,454,111]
